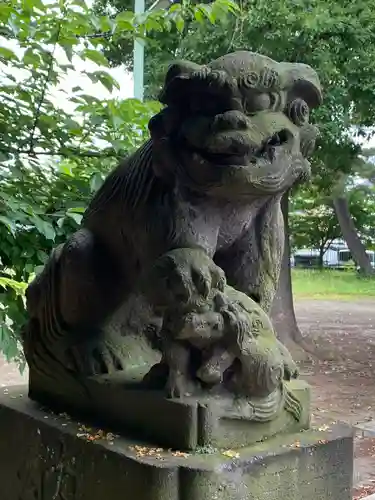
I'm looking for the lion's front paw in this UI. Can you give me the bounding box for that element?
[146,248,226,311]
[166,249,226,303]
[189,259,226,298]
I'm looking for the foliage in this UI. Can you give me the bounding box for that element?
[290,184,375,263]
[94,0,238,98]
[98,0,375,183]
[0,0,237,364]
[290,190,341,262]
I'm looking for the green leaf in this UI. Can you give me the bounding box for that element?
[89,114,105,126]
[90,173,104,193]
[175,15,184,33]
[111,113,124,129]
[71,0,89,8]
[145,16,164,32]
[214,0,240,14]
[0,277,27,295]
[0,216,16,235]
[0,46,19,62]
[36,250,48,263]
[22,47,41,66]
[64,117,81,132]
[8,16,20,36]
[63,45,73,63]
[31,216,55,241]
[23,0,46,11]
[86,71,120,92]
[115,10,135,32]
[110,139,125,153]
[89,13,101,31]
[0,151,11,162]
[67,206,86,213]
[1,333,21,362]
[66,212,83,225]
[72,94,101,106]
[60,63,75,72]
[57,217,65,229]
[99,15,116,33]
[81,48,109,67]
[169,3,182,13]
[194,9,204,23]
[196,5,216,24]
[59,162,73,177]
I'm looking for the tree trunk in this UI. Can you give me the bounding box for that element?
[271,193,319,360]
[271,192,304,346]
[333,196,374,276]
[318,246,325,268]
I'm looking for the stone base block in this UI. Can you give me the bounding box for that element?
[29,373,311,451]
[0,386,353,500]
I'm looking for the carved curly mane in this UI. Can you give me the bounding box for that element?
[83,139,169,221]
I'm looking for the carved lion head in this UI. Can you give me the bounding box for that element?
[148,51,322,199]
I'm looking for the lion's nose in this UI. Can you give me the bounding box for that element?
[213,110,250,132]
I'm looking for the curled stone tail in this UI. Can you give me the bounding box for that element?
[250,387,284,422]
[283,384,302,421]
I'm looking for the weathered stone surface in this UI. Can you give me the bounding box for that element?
[29,377,310,451]
[354,420,375,438]
[21,52,323,448]
[0,386,353,500]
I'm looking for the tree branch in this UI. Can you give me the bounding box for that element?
[323,236,335,254]
[0,146,119,159]
[27,22,63,155]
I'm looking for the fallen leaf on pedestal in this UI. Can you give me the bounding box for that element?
[222,450,240,458]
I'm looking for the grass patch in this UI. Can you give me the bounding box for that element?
[292,268,375,300]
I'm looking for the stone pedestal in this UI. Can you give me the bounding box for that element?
[0,386,353,500]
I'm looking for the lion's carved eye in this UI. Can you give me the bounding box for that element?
[244,92,271,114]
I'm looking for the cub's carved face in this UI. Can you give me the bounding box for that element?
[148,51,322,199]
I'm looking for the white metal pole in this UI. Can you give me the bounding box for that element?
[133,0,172,101]
[133,0,145,101]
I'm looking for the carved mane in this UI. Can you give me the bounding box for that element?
[83,139,169,222]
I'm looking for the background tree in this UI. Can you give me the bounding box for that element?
[290,193,342,268]
[332,157,375,275]
[290,183,375,267]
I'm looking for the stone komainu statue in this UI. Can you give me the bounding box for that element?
[22,52,322,442]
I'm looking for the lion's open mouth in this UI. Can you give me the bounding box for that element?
[192,130,290,166]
